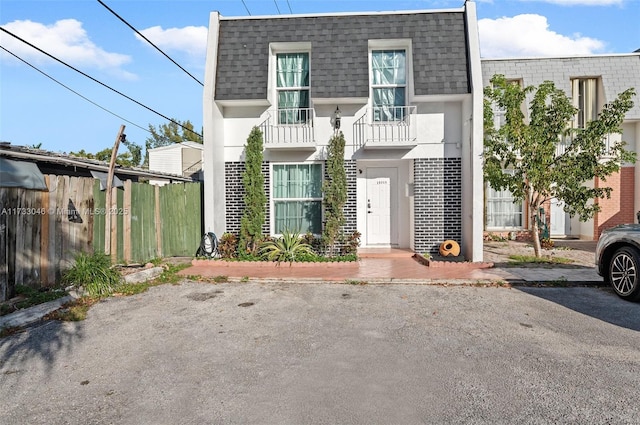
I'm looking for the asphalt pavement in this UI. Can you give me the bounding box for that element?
[1,280,639,424]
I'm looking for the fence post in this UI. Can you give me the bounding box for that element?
[155,184,163,258]
[123,179,132,263]
[40,175,50,285]
[105,125,125,256]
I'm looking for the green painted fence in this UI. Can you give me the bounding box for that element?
[1,176,202,301]
[93,181,202,263]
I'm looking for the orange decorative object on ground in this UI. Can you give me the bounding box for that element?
[439,240,460,257]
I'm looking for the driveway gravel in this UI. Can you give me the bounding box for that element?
[1,280,639,424]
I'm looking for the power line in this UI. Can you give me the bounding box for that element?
[0,44,151,134]
[241,0,252,15]
[286,0,293,13]
[273,0,281,14]
[0,26,203,139]
[97,0,203,87]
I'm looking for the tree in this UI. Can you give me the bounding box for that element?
[239,127,266,256]
[69,142,143,168]
[144,119,203,167]
[322,132,347,255]
[484,74,636,257]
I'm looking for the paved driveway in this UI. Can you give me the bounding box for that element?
[1,281,639,424]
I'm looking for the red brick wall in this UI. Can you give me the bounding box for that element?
[595,166,635,239]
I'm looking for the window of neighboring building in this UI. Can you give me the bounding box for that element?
[572,78,598,129]
[272,163,322,234]
[371,49,406,122]
[276,52,310,125]
[485,171,523,229]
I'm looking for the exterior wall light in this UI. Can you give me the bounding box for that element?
[333,106,341,131]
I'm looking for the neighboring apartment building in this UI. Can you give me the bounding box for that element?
[482,53,640,240]
[203,3,485,260]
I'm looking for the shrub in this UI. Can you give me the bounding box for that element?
[322,132,347,254]
[258,230,315,265]
[62,252,122,297]
[239,127,266,255]
[340,230,361,255]
[218,233,239,259]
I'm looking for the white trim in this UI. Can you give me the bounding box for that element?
[482,52,640,61]
[268,44,312,114]
[220,8,464,21]
[368,41,413,123]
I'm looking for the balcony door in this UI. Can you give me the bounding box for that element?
[366,167,398,246]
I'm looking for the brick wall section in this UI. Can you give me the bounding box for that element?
[224,162,270,236]
[595,166,635,239]
[413,158,462,255]
[341,160,358,236]
[225,160,356,240]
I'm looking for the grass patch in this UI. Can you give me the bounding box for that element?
[0,326,24,338]
[1,285,68,317]
[508,254,573,265]
[149,263,191,285]
[46,297,100,322]
[62,252,122,297]
[213,275,229,283]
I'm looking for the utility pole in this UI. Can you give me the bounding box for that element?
[105,125,126,259]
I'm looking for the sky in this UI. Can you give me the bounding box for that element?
[1,0,639,157]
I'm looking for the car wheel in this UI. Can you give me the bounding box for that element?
[609,247,640,301]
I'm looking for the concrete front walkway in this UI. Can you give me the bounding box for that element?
[180,248,602,285]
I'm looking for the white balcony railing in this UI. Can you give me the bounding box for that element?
[353,106,417,149]
[259,108,315,148]
[555,133,620,158]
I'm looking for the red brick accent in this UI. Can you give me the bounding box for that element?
[594,166,635,239]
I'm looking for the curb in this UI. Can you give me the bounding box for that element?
[1,268,164,332]
[0,291,80,330]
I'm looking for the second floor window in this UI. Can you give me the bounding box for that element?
[371,50,406,122]
[572,78,597,129]
[276,53,310,124]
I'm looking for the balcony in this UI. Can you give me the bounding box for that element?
[259,108,316,150]
[353,106,417,149]
[555,133,620,158]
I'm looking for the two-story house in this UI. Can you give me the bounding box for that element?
[482,53,640,240]
[203,2,485,260]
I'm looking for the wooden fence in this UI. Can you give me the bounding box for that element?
[0,175,202,301]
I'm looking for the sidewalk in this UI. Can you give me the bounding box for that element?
[182,257,602,285]
[1,244,603,331]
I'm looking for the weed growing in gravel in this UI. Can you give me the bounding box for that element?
[343,279,368,285]
[508,254,572,265]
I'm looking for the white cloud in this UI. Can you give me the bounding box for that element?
[137,26,208,63]
[478,14,606,58]
[0,19,133,75]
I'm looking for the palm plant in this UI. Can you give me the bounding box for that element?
[259,230,315,265]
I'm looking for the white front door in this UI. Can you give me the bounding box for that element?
[550,199,568,237]
[366,167,397,246]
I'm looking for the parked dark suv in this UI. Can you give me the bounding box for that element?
[596,224,640,301]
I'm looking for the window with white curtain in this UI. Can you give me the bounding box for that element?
[572,78,597,129]
[485,171,523,229]
[276,53,310,125]
[272,163,322,234]
[371,50,406,122]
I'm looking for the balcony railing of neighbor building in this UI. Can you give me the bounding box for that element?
[555,133,619,158]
